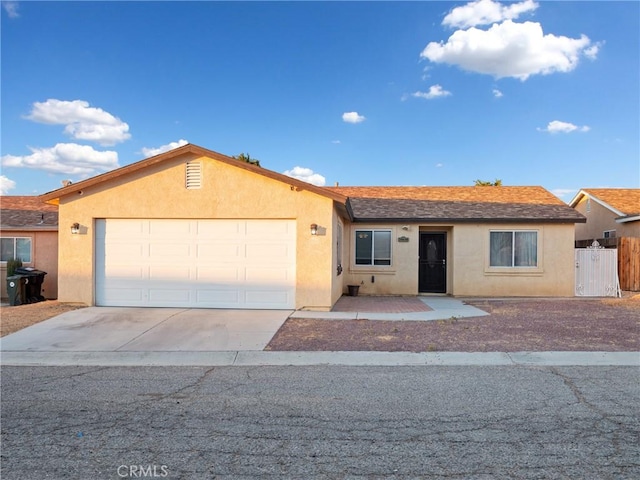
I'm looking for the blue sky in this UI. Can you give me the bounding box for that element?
[2,0,638,202]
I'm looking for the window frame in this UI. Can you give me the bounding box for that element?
[354,229,392,267]
[1,237,33,263]
[488,230,539,269]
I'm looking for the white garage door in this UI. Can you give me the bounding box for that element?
[95,219,296,309]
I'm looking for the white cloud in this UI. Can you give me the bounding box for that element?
[493,89,503,98]
[26,99,131,146]
[550,188,577,201]
[2,1,19,18]
[141,139,189,157]
[342,112,366,124]
[538,120,590,134]
[421,19,596,81]
[1,175,16,194]
[1,143,119,176]
[584,43,601,60]
[412,85,452,100]
[283,166,326,186]
[436,163,443,168]
[331,140,341,144]
[443,0,538,29]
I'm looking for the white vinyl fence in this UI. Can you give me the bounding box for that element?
[575,241,621,297]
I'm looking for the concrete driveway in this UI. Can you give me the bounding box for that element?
[0,307,291,352]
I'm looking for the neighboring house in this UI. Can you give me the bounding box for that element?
[0,196,59,300]
[40,144,585,310]
[570,188,640,243]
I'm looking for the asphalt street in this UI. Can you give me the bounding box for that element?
[1,365,638,479]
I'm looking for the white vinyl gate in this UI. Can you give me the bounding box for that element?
[575,241,620,297]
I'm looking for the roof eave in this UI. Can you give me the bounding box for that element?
[39,143,349,206]
[352,217,587,224]
[616,214,640,223]
[0,225,59,231]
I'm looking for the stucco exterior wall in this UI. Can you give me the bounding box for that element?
[452,223,576,297]
[343,223,420,296]
[574,196,639,239]
[56,153,338,309]
[0,230,58,299]
[341,222,576,297]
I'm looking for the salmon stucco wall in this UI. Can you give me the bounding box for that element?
[0,230,58,300]
[56,153,339,309]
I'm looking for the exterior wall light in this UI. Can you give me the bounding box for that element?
[310,223,318,235]
[71,223,80,234]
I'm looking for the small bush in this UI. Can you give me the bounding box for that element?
[6,258,23,276]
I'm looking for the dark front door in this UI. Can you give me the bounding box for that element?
[419,233,447,293]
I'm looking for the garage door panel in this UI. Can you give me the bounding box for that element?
[105,243,145,258]
[196,289,241,305]
[197,243,242,260]
[100,288,144,303]
[96,219,296,309]
[150,220,192,236]
[246,221,292,237]
[245,266,293,284]
[103,220,146,237]
[196,266,241,282]
[103,265,146,280]
[149,266,191,281]
[246,243,293,261]
[197,221,242,236]
[149,243,191,258]
[148,289,191,303]
[245,290,291,306]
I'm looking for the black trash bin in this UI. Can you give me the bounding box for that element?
[15,267,47,303]
[6,275,26,306]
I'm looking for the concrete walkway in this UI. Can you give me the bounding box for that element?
[293,297,488,321]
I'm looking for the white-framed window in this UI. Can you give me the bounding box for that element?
[603,230,616,238]
[1,237,32,263]
[489,231,537,267]
[355,229,392,266]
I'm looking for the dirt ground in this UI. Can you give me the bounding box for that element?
[1,296,638,352]
[0,301,86,337]
[267,295,640,352]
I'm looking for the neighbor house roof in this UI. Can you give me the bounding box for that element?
[569,188,640,223]
[1,196,59,231]
[328,186,586,223]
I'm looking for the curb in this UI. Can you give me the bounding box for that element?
[1,351,638,367]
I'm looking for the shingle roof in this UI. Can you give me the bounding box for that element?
[1,196,59,230]
[327,186,585,223]
[572,188,640,217]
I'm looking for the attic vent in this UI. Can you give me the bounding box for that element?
[186,161,202,189]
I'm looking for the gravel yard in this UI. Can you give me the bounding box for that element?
[266,296,640,352]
